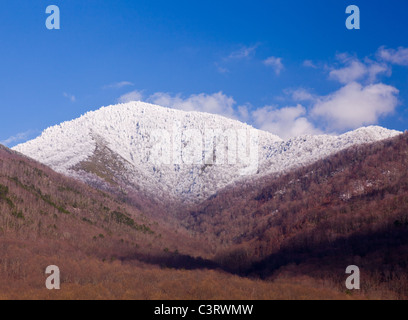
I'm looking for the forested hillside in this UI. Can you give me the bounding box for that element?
[185,133,408,298]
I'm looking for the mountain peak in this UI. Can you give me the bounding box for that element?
[13,102,401,202]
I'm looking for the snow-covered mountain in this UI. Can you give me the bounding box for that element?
[13,101,401,202]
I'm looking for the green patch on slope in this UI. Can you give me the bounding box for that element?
[111,211,154,234]
[73,136,132,186]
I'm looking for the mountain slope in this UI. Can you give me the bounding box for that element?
[13,102,401,203]
[0,144,210,261]
[186,132,408,298]
[0,144,356,300]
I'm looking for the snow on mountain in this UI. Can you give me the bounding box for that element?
[13,101,401,202]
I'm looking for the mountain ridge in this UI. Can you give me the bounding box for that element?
[13,101,402,203]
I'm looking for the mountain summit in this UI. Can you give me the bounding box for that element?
[13,101,401,202]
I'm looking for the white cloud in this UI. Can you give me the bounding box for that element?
[148,92,236,118]
[329,58,389,84]
[303,60,317,68]
[104,81,134,89]
[116,84,399,139]
[264,56,284,75]
[335,52,350,63]
[1,131,35,147]
[312,82,399,131]
[237,104,251,122]
[146,92,320,139]
[288,88,316,102]
[252,104,321,139]
[228,45,258,60]
[378,46,408,66]
[214,62,229,74]
[63,92,76,102]
[141,85,398,137]
[329,60,367,84]
[118,90,144,103]
[366,62,390,83]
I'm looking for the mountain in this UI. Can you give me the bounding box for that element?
[2,130,408,299]
[0,143,352,300]
[13,101,401,204]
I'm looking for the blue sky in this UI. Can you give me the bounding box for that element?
[1,0,408,145]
